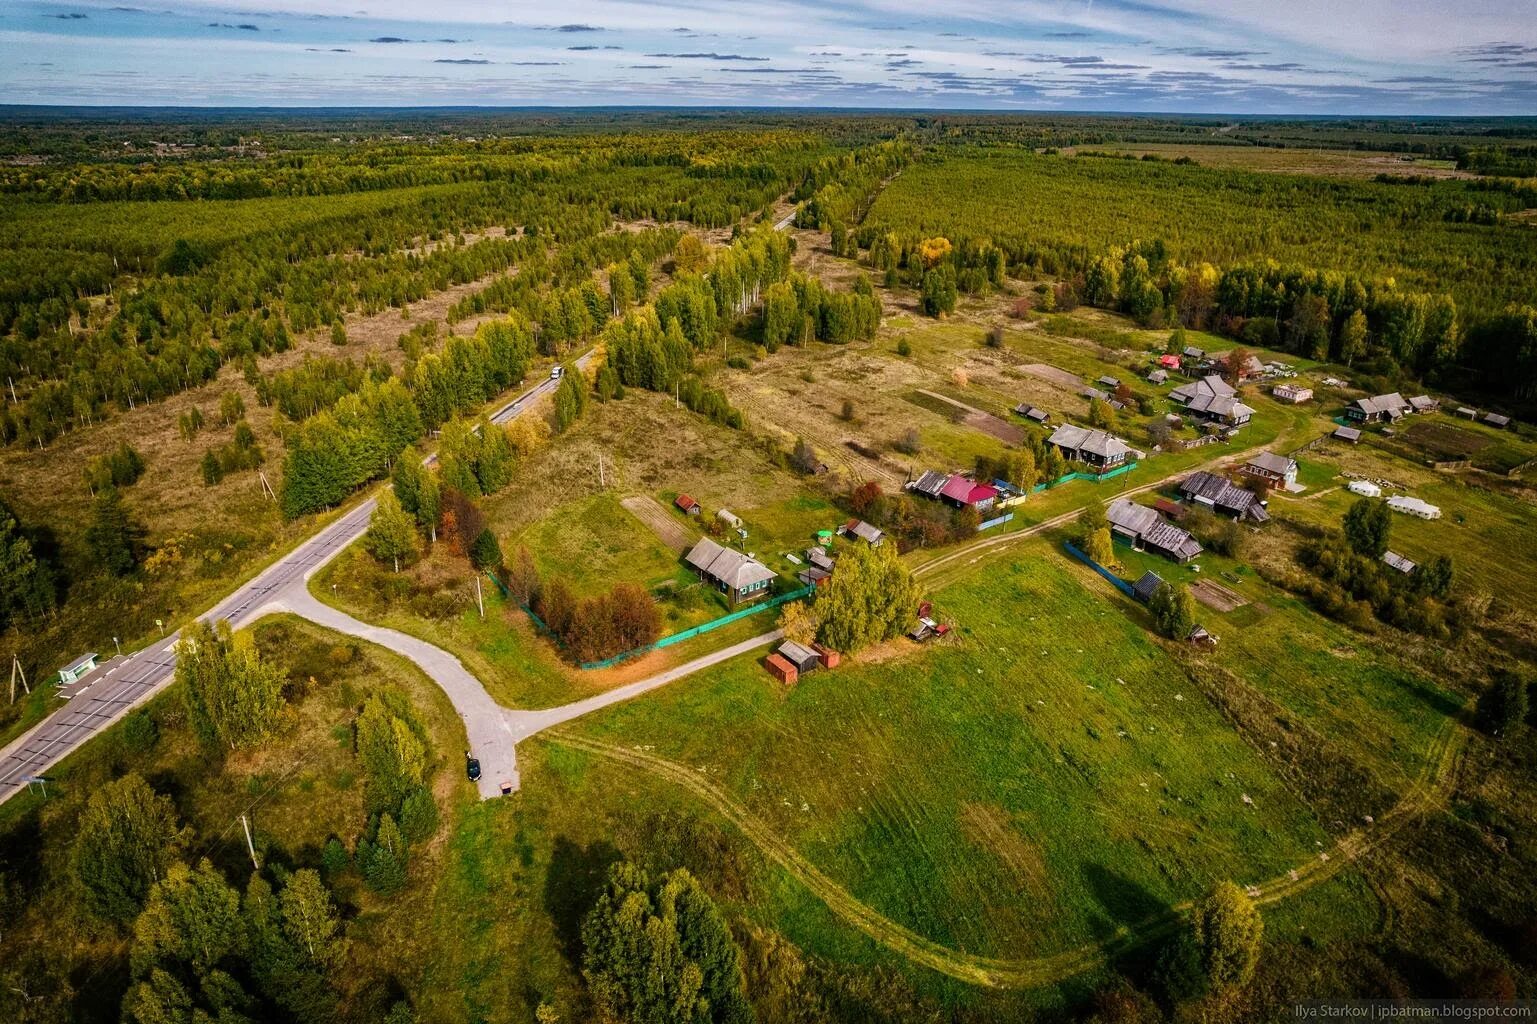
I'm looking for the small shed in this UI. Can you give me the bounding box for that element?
[812,643,841,669]
[1272,383,1313,404]
[1456,406,1478,420]
[1188,625,1217,646]
[797,566,832,588]
[1147,369,1168,385]
[1158,354,1181,369]
[806,546,835,572]
[717,509,743,529]
[764,653,798,686]
[1097,375,1122,389]
[777,640,822,675]
[57,652,99,686]
[675,494,701,515]
[1132,571,1165,603]
[1014,404,1051,425]
[1347,480,1382,498]
[1154,497,1187,521]
[1382,551,1417,574]
[1484,412,1511,429]
[1332,426,1362,444]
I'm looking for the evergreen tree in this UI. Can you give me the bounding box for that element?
[365,490,420,572]
[469,528,503,571]
[85,486,142,576]
[362,815,409,895]
[70,773,186,922]
[582,862,750,1024]
[176,619,286,750]
[201,449,224,486]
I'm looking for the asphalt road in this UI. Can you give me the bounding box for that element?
[0,364,577,805]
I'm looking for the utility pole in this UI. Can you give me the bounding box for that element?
[240,813,259,870]
[597,452,606,489]
[113,636,121,656]
[475,575,484,619]
[9,655,29,704]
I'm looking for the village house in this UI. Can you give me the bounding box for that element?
[1047,423,1132,470]
[1241,451,1298,488]
[1106,498,1204,563]
[1271,382,1313,404]
[939,475,999,512]
[1170,374,1254,426]
[1013,403,1051,425]
[1216,350,1265,381]
[1408,395,1440,414]
[1183,345,1206,361]
[1178,471,1270,523]
[1169,373,1233,406]
[908,469,949,500]
[684,537,776,605]
[1346,392,1412,423]
[1387,496,1442,520]
[1147,369,1169,385]
[840,519,884,546]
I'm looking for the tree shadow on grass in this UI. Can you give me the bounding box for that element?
[542,835,622,971]
[1081,863,1171,945]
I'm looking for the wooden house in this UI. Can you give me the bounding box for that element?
[1047,423,1131,470]
[1241,451,1298,488]
[684,538,776,605]
[1107,499,1203,563]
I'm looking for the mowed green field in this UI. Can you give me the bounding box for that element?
[547,552,1364,965]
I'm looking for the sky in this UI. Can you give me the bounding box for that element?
[3,0,1536,113]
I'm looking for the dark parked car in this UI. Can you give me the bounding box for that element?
[466,755,481,782]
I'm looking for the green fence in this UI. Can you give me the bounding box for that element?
[1030,460,1139,494]
[579,584,815,670]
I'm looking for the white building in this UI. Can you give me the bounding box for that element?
[1347,480,1382,498]
[1386,496,1441,520]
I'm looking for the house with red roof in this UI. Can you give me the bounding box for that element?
[939,475,999,512]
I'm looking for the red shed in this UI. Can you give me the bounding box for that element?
[765,653,798,685]
[812,643,841,669]
[675,494,701,515]
[1158,354,1181,369]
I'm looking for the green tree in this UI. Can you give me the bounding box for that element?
[1083,525,1116,567]
[552,366,587,433]
[201,449,224,486]
[399,786,439,843]
[130,858,247,977]
[582,862,750,1024]
[365,489,420,572]
[1190,880,1264,994]
[1087,397,1116,430]
[279,869,342,969]
[1149,583,1196,640]
[1339,308,1369,366]
[354,691,429,815]
[920,264,958,317]
[816,542,920,654]
[361,815,409,895]
[1342,497,1391,558]
[176,619,286,750]
[71,773,186,922]
[85,486,142,576]
[0,506,56,630]
[469,527,503,571]
[1476,671,1529,737]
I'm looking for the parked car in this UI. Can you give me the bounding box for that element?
[466,755,481,782]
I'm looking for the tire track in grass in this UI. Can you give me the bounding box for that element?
[545,719,1463,989]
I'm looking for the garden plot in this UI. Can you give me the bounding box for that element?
[621,494,696,553]
[1190,578,1249,612]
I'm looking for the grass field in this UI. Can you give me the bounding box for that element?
[549,551,1368,964]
